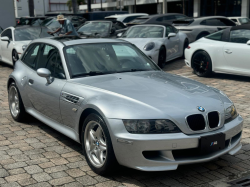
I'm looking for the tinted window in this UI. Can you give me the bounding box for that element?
[163,15,175,21]
[175,15,187,20]
[37,44,65,79]
[165,26,173,37]
[239,18,250,24]
[156,17,163,22]
[1,29,13,41]
[219,18,236,26]
[230,29,250,44]
[113,22,126,30]
[22,44,40,69]
[205,30,223,41]
[201,18,236,26]
[123,16,141,23]
[128,18,148,24]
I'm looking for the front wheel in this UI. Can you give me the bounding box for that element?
[192,51,212,77]
[82,113,118,175]
[158,46,166,68]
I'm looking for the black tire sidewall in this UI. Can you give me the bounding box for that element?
[81,113,117,175]
[182,39,189,58]
[158,46,166,68]
[12,50,18,67]
[192,51,212,77]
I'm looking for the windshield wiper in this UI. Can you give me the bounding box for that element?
[117,69,152,73]
[72,71,119,78]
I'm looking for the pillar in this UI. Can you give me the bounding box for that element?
[241,0,249,17]
[193,0,200,18]
[163,0,167,14]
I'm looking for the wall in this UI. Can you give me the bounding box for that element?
[0,0,16,29]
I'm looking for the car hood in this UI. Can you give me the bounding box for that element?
[121,38,162,49]
[70,71,227,116]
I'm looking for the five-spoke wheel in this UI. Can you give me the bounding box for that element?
[192,51,212,77]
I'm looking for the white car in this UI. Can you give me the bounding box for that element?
[185,25,250,77]
[0,26,51,66]
[228,17,250,25]
[105,13,148,25]
[120,24,189,67]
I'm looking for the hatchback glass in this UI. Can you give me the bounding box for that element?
[122,26,164,38]
[64,43,160,78]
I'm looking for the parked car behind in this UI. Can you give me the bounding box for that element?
[173,16,236,43]
[228,17,250,25]
[0,26,51,66]
[77,20,126,38]
[126,13,189,26]
[105,13,148,25]
[185,24,250,77]
[17,16,47,26]
[120,23,189,67]
[82,11,128,21]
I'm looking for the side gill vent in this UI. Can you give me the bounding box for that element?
[65,95,79,104]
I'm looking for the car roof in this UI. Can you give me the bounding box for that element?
[194,16,229,20]
[106,13,147,18]
[142,22,171,27]
[230,24,250,31]
[139,13,185,19]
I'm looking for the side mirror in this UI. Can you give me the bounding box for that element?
[1,36,10,42]
[37,68,53,84]
[117,33,123,38]
[247,40,250,45]
[168,33,176,39]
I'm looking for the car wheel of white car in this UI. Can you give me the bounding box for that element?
[82,113,118,175]
[8,82,26,122]
[12,50,19,66]
[182,39,189,58]
[158,46,166,68]
[192,51,212,77]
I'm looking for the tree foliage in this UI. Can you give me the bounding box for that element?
[66,0,86,11]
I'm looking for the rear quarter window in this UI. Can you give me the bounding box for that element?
[205,30,223,41]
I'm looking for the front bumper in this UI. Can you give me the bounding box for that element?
[107,116,243,171]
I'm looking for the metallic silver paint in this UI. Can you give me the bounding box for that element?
[8,38,243,171]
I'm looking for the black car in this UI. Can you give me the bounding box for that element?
[126,13,189,26]
[17,16,47,26]
[77,20,126,38]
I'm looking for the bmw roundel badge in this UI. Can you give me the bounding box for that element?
[197,106,205,112]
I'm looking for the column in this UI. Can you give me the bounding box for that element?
[193,0,200,17]
[128,5,133,13]
[241,0,249,17]
[163,0,167,14]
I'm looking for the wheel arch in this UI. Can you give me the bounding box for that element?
[191,49,214,71]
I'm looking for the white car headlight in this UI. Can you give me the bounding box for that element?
[143,42,155,51]
[225,105,238,124]
[123,119,181,134]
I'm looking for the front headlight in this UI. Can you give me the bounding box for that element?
[123,119,181,134]
[225,105,238,123]
[143,42,155,51]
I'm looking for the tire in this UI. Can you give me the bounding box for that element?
[8,82,26,122]
[12,50,19,67]
[81,113,118,175]
[158,46,166,68]
[196,32,209,41]
[192,51,212,77]
[182,39,189,58]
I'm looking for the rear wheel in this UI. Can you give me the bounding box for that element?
[12,50,19,67]
[192,51,212,77]
[82,113,118,175]
[8,82,26,122]
[158,46,166,68]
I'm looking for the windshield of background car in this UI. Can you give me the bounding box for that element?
[14,27,51,41]
[128,18,148,24]
[78,22,111,34]
[122,26,164,38]
[41,18,61,31]
[64,43,160,78]
[205,30,224,41]
[239,18,250,24]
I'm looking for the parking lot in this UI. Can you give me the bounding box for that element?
[0,58,250,187]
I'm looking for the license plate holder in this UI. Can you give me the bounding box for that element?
[200,133,225,154]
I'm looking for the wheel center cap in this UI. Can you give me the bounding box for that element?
[96,141,99,146]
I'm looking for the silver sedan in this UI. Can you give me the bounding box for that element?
[8,37,243,175]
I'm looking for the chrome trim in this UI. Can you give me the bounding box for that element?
[207,111,222,130]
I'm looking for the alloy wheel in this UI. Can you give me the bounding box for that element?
[192,53,209,75]
[12,50,19,64]
[9,86,20,117]
[84,121,107,168]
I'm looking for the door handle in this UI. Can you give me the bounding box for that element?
[28,79,34,85]
[224,49,232,54]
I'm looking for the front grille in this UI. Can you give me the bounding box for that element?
[208,111,219,128]
[186,114,206,131]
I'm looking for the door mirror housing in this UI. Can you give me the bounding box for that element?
[117,33,123,38]
[37,68,53,84]
[1,36,10,42]
[247,40,250,45]
[168,33,176,39]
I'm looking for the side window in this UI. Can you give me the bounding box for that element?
[156,17,163,22]
[165,26,173,37]
[39,44,65,79]
[219,18,236,26]
[230,29,250,44]
[205,30,223,41]
[22,44,41,69]
[175,15,186,20]
[200,19,220,26]
[1,29,13,41]
[163,15,175,21]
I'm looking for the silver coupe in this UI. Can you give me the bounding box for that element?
[8,36,243,175]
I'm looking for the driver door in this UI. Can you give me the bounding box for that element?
[0,29,14,64]
[164,26,180,60]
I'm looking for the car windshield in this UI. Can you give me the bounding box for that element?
[239,18,250,24]
[18,18,45,25]
[128,18,148,24]
[64,43,160,78]
[14,27,51,41]
[78,22,111,35]
[122,26,164,38]
[40,18,61,31]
